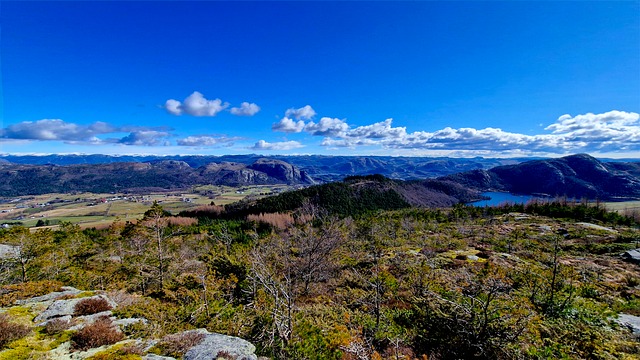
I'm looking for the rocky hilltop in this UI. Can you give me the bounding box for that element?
[0,286,261,359]
[442,154,640,200]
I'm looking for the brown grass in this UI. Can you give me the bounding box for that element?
[193,204,224,216]
[71,316,124,351]
[43,317,72,334]
[0,313,31,348]
[0,280,64,307]
[157,330,206,357]
[167,216,198,227]
[74,297,113,316]
[247,212,294,230]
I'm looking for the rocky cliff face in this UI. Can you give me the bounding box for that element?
[248,158,314,184]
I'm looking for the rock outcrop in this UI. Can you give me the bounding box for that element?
[184,329,258,360]
[0,288,261,359]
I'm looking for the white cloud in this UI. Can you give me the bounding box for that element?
[177,135,238,147]
[285,105,316,120]
[347,118,407,139]
[164,91,229,116]
[272,117,306,133]
[251,140,304,151]
[304,117,350,137]
[118,131,171,146]
[312,111,640,155]
[1,119,115,141]
[230,102,260,116]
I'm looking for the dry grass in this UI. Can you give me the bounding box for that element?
[43,317,72,334]
[74,297,113,316]
[167,216,198,227]
[247,212,294,230]
[71,316,124,351]
[157,330,206,357]
[0,313,31,348]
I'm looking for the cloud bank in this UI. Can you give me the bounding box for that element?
[273,110,639,155]
[0,119,173,147]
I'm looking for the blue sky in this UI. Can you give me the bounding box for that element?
[1,1,639,157]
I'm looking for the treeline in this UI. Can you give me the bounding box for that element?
[192,177,411,220]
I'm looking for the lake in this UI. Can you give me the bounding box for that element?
[469,192,546,207]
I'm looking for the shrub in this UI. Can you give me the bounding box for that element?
[156,330,205,357]
[71,317,124,351]
[0,313,31,348]
[44,318,72,335]
[74,297,113,316]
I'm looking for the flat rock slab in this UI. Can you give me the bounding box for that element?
[0,244,19,260]
[617,313,640,336]
[184,330,258,360]
[143,355,177,360]
[577,222,617,233]
[34,294,116,322]
[16,286,82,305]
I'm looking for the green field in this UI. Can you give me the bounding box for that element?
[604,200,640,216]
[0,185,297,229]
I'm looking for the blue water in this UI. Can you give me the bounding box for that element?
[470,192,542,207]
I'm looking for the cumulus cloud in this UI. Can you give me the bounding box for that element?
[303,117,350,137]
[231,102,260,116]
[285,105,316,120]
[177,135,238,147]
[347,119,407,139]
[164,91,229,116]
[251,140,304,151]
[272,117,306,133]
[117,131,171,146]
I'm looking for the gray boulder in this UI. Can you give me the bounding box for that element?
[144,355,176,360]
[617,313,640,336]
[34,294,116,322]
[621,249,640,264]
[183,329,258,360]
[0,244,19,260]
[15,286,82,305]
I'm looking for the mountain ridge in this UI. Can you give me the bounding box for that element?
[441,153,640,200]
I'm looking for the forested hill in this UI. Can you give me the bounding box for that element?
[441,153,640,201]
[215,175,482,219]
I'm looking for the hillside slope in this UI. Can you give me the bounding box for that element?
[442,154,640,200]
[0,159,314,196]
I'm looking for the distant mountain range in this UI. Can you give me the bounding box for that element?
[0,159,314,196]
[0,153,638,201]
[441,154,640,200]
[0,154,526,182]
